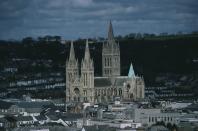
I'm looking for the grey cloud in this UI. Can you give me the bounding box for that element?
[0,0,197,40]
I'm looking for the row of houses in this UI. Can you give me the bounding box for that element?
[9,82,66,91]
[145,87,193,99]
[9,77,64,87]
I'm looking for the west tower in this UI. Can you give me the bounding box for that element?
[81,39,95,103]
[65,41,79,102]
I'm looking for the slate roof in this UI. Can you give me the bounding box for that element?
[46,114,59,121]
[114,77,128,87]
[0,118,8,123]
[14,126,81,131]
[185,103,198,111]
[13,101,54,113]
[94,76,128,88]
[16,116,33,121]
[94,77,111,87]
[35,115,47,121]
[60,113,83,121]
[44,111,59,121]
[4,116,17,122]
[0,100,14,109]
[83,125,116,131]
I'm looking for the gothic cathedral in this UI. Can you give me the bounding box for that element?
[66,21,145,105]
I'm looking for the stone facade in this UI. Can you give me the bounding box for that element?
[65,21,145,104]
[128,108,179,126]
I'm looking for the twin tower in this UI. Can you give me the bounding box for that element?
[65,21,120,103]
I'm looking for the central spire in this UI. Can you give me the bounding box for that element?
[84,39,90,61]
[108,20,114,41]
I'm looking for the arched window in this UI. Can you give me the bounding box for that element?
[114,89,117,95]
[74,88,80,95]
[74,97,77,101]
[108,58,110,66]
[78,97,80,102]
[111,88,114,95]
[95,90,98,96]
[84,97,87,102]
[108,88,111,95]
[104,89,106,95]
[83,90,87,96]
[119,89,122,96]
[129,93,133,99]
[127,84,130,92]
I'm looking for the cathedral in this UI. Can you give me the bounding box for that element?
[65,21,145,105]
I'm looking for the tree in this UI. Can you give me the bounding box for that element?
[22,37,34,44]
[54,36,61,42]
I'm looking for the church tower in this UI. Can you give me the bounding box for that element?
[102,20,120,78]
[81,39,95,103]
[66,41,79,102]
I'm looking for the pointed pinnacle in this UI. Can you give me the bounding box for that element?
[69,41,75,60]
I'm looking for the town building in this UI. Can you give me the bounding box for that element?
[125,108,180,126]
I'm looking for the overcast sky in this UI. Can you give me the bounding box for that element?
[0,0,198,40]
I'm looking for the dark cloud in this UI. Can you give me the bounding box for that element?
[0,0,197,40]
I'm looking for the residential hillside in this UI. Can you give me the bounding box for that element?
[0,33,198,99]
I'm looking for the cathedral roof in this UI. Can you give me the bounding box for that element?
[114,77,128,86]
[94,77,111,87]
[94,76,129,88]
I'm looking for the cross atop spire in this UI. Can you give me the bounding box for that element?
[108,20,114,40]
[84,39,90,61]
[69,41,75,60]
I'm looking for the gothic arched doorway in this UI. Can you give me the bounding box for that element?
[74,88,80,102]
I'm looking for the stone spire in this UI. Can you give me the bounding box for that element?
[69,41,75,60]
[84,39,90,61]
[81,39,94,104]
[102,20,120,77]
[108,20,114,41]
[65,41,79,104]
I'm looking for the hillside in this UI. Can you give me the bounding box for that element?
[0,33,198,98]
